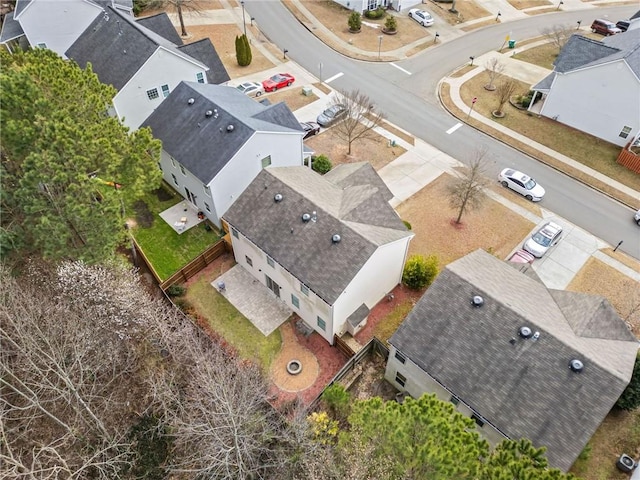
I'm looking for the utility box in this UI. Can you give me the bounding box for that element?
[508,40,516,49]
[302,86,313,96]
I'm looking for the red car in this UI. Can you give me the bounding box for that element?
[262,73,295,92]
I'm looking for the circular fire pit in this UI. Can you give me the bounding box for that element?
[286,360,302,375]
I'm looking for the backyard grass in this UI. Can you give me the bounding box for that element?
[185,274,282,371]
[130,185,221,280]
[372,298,415,344]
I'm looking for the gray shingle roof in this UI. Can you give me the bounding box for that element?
[136,12,183,45]
[553,34,619,73]
[66,6,206,90]
[178,38,230,85]
[223,166,413,304]
[141,82,301,184]
[13,0,31,18]
[0,12,24,43]
[390,249,638,472]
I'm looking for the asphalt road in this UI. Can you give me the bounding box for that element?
[245,1,640,259]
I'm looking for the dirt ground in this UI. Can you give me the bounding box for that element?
[304,127,406,170]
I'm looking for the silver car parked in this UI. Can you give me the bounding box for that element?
[523,222,563,258]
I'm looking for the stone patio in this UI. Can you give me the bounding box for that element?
[212,265,292,336]
[159,201,204,234]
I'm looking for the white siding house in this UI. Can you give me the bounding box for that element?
[223,165,414,344]
[532,32,640,147]
[385,249,639,471]
[0,0,131,57]
[143,82,305,227]
[66,6,229,130]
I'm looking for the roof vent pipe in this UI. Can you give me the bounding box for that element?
[569,359,584,373]
[274,193,283,203]
[332,234,341,244]
[302,213,311,222]
[472,295,484,307]
[188,98,195,105]
[205,110,213,117]
[518,326,533,339]
[227,124,234,132]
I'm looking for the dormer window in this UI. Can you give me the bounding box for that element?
[196,72,205,84]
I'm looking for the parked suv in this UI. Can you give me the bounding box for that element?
[591,19,622,35]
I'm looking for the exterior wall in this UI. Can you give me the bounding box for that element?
[540,61,640,147]
[385,344,507,447]
[160,132,304,227]
[114,48,207,129]
[228,228,335,344]
[332,237,410,336]
[210,132,305,225]
[18,0,101,57]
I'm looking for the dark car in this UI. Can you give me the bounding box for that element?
[299,121,320,139]
[591,19,622,35]
[261,73,295,92]
[316,104,347,127]
[616,20,630,32]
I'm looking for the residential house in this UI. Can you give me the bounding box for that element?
[142,81,305,227]
[66,6,229,129]
[223,164,414,345]
[331,0,420,13]
[385,249,638,471]
[531,30,640,147]
[0,0,132,56]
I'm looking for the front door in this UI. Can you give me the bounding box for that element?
[265,275,280,299]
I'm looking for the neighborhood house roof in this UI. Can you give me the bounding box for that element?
[136,11,183,45]
[178,38,230,85]
[65,6,210,90]
[390,249,638,471]
[142,81,301,185]
[534,31,640,90]
[223,165,413,304]
[0,12,24,43]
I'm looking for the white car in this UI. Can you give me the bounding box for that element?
[523,222,563,258]
[408,9,434,27]
[498,168,545,202]
[634,209,640,226]
[235,81,264,97]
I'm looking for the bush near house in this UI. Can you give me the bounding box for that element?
[384,15,397,32]
[312,154,332,174]
[235,34,252,66]
[402,254,439,290]
[348,11,362,32]
[364,8,385,19]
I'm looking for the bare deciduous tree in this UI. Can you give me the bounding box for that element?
[330,89,385,155]
[142,0,203,36]
[541,24,574,55]
[0,261,145,479]
[484,58,504,91]
[448,148,490,224]
[494,78,518,116]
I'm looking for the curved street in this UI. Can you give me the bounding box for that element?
[243,1,640,259]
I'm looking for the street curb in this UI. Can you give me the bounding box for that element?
[436,78,638,211]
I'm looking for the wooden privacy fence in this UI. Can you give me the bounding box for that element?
[308,337,389,411]
[158,239,228,291]
[333,334,356,358]
[617,144,640,174]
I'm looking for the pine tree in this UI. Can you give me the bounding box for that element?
[0,48,162,263]
[235,34,252,66]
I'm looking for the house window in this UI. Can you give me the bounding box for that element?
[261,156,272,168]
[171,173,178,186]
[301,284,309,296]
[395,372,406,388]
[161,84,170,98]
[619,126,632,139]
[180,165,186,176]
[196,72,205,83]
[146,88,159,100]
[317,316,326,331]
[232,227,239,239]
[291,294,299,309]
[204,185,211,197]
[267,256,274,268]
[245,255,253,267]
[37,42,47,48]
[394,350,406,364]
[157,162,163,171]
[171,158,176,167]
[472,413,485,427]
[450,395,460,406]
[204,202,211,212]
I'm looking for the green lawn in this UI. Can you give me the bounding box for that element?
[373,298,415,344]
[130,185,221,280]
[185,275,282,371]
